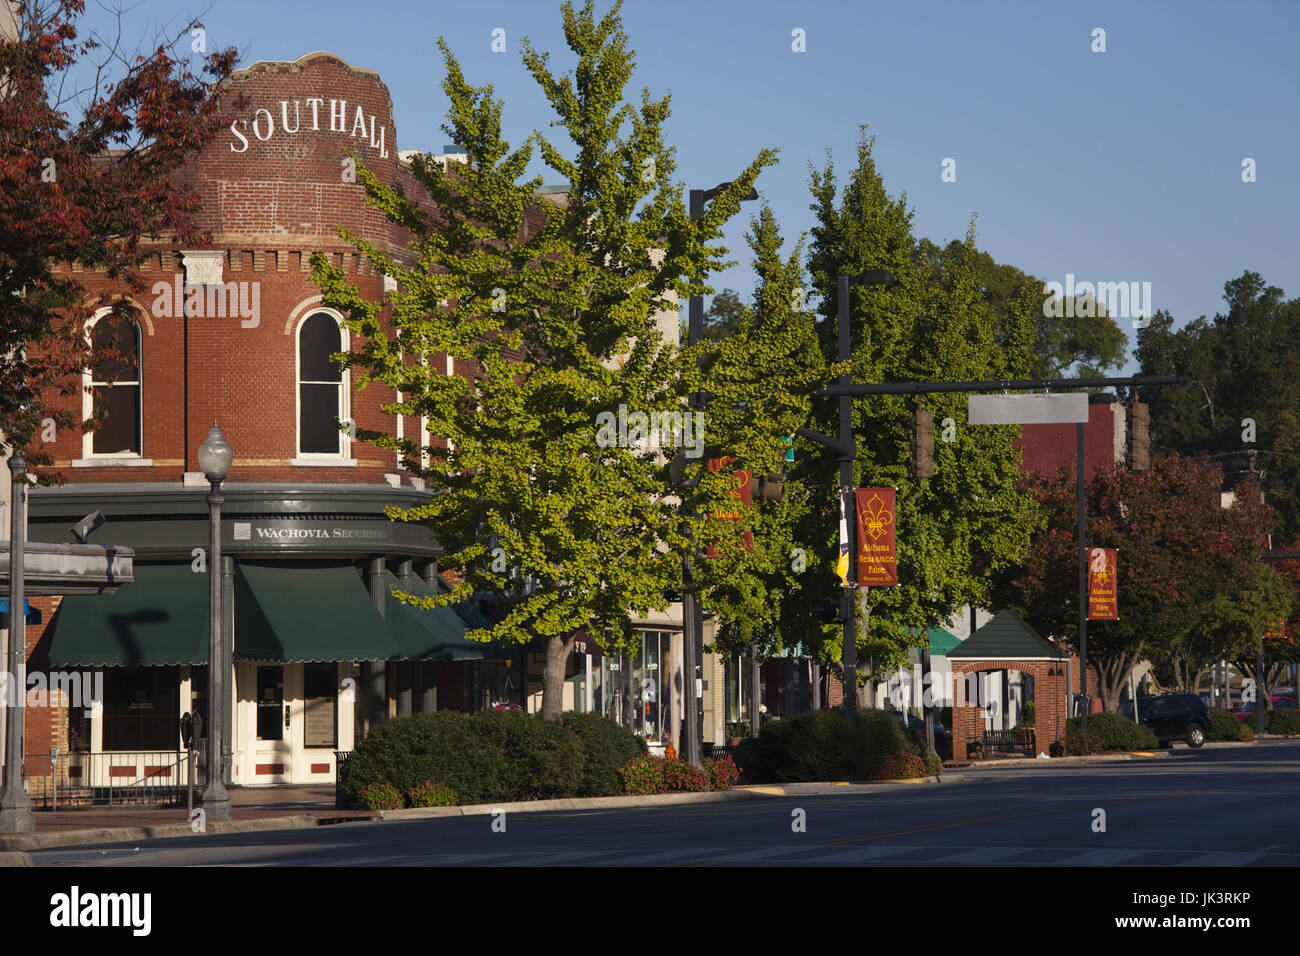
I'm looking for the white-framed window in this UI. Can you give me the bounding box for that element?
[82,308,143,459]
[295,310,352,459]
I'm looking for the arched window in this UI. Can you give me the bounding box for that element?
[85,310,142,457]
[297,311,349,456]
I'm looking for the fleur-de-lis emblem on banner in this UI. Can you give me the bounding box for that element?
[860,493,894,540]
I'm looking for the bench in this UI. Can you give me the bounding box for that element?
[966,728,1036,759]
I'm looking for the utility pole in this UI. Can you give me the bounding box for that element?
[682,182,756,766]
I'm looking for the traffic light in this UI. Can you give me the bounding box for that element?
[909,402,935,478]
[754,465,785,501]
[812,595,839,624]
[1130,400,1150,471]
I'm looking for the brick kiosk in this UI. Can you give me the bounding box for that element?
[946,610,1094,760]
[22,53,503,789]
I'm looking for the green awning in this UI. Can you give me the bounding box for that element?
[927,627,961,656]
[49,563,208,667]
[235,562,399,663]
[385,571,486,661]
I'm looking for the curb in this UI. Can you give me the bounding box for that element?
[0,851,33,866]
[378,788,762,821]
[944,751,1172,770]
[0,813,321,853]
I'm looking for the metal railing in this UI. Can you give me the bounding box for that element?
[22,750,204,809]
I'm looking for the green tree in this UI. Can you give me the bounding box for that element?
[805,129,1041,702]
[690,206,829,660]
[1135,272,1300,542]
[314,1,776,719]
[914,238,1129,381]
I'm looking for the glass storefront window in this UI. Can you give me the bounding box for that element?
[303,662,337,748]
[593,630,672,743]
[102,666,179,751]
[724,655,750,728]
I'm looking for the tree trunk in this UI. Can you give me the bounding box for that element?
[540,633,573,721]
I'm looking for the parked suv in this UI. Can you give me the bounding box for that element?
[1118,694,1209,748]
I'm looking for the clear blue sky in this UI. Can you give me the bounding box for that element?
[80,0,1299,372]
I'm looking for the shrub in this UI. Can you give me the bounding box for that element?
[1241,724,1255,742]
[341,709,623,809]
[1064,725,1102,755]
[703,753,740,791]
[864,752,927,780]
[358,782,403,811]
[406,780,458,808]
[924,753,942,777]
[620,754,665,795]
[1266,709,1300,735]
[735,708,919,783]
[661,757,709,792]
[557,712,647,797]
[1021,700,1036,727]
[1207,708,1249,742]
[1066,713,1157,751]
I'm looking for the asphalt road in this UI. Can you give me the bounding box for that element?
[29,742,1300,867]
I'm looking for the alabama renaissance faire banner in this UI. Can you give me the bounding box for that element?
[856,487,899,587]
[1087,547,1119,620]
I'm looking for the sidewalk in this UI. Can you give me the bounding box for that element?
[24,784,337,836]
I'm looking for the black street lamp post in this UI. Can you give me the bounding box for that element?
[198,426,233,821]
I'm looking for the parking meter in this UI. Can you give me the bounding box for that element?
[181,712,195,750]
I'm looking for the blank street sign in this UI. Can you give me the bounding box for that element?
[968,393,1089,425]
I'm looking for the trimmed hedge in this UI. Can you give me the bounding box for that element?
[1207,708,1250,742]
[557,711,649,796]
[733,708,925,783]
[339,710,645,809]
[1266,709,1300,735]
[864,752,926,781]
[1066,713,1158,751]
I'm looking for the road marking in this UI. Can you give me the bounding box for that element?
[939,845,1036,864]
[1055,847,1151,866]
[810,844,926,864]
[1173,850,1270,867]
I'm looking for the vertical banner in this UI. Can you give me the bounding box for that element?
[856,487,898,586]
[1087,547,1118,620]
[836,486,851,587]
[705,457,753,558]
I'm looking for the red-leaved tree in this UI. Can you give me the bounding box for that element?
[995,453,1279,711]
[0,0,236,469]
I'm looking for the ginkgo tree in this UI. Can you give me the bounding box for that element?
[313,1,826,719]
